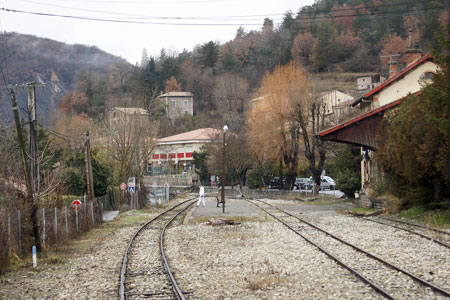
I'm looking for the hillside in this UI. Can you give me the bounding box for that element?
[0,32,131,124]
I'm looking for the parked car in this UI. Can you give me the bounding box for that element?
[268,177,286,189]
[309,176,336,190]
[321,176,336,190]
[293,178,313,190]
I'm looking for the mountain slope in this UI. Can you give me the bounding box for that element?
[0,32,130,124]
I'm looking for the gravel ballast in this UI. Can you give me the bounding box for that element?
[0,197,448,300]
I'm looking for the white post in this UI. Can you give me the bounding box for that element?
[64,206,68,239]
[54,207,58,239]
[32,246,37,268]
[75,207,79,234]
[42,208,46,246]
[90,202,94,226]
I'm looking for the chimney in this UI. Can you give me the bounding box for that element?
[405,29,422,66]
[388,61,398,78]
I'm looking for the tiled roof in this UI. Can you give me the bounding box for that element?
[159,92,193,97]
[334,99,354,107]
[320,91,422,139]
[351,53,432,107]
[364,53,432,98]
[112,107,149,115]
[158,128,221,143]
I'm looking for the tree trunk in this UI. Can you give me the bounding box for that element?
[278,154,284,190]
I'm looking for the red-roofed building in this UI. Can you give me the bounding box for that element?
[319,52,439,196]
[144,128,221,186]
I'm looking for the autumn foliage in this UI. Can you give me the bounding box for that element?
[248,62,315,188]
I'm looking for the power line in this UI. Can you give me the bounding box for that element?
[0,7,271,25]
[12,0,447,22]
[2,1,447,26]
[18,0,286,20]
[1,5,447,27]
[37,122,84,143]
[297,0,440,15]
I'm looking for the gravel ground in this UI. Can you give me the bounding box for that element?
[299,211,450,292]
[0,197,448,300]
[166,221,381,300]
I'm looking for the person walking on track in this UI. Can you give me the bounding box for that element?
[197,184,205,207]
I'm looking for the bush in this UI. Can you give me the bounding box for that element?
[246,169,261,189]
[326,145,361,198]
[377,52,450,209]
[335,169,361,198]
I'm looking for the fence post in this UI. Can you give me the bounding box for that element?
[8,214,11,256]
[84,198,88,229]
[75,207,79,234]
[42,208,46,246]
[54,207,58,240]
[18,210,22,254]
[90,202,94,226]
[65,206,68,239]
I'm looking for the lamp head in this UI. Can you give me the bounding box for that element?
[223,125,229,132]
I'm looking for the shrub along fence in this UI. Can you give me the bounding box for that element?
[0,198,102,273]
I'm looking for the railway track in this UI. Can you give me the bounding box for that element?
[247,198,450,300]
[119,198,196,300]
[361,216,450,249]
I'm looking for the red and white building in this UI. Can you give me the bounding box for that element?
[147,128,221,184]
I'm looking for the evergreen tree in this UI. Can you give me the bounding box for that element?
[199,41,219,69]
[312,22,338,71]
[141,48,149,67]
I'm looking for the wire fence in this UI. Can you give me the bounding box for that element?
[0,199,102,272]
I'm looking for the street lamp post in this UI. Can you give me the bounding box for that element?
[221,125,228,213]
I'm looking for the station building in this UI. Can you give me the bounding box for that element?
[145,128,221,186]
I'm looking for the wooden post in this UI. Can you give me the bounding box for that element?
[85,131,95,203]
[91,202,94,226]
[65,206,68,239]
[7,214,11,256]
[42,208,45,246]
[18,210,22,254]
[54,207,58,240]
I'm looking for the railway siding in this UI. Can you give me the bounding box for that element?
[0,196,448,300]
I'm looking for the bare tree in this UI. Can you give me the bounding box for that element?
[103,108,157,206]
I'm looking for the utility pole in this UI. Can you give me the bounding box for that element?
[9,86,41,251]
[28,83,38,199]
[85,131,95,203]
[27,83,42,250]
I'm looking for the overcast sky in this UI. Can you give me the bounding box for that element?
[0,0,315,65]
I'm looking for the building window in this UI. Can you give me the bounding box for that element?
[184,100,188,108]
[172,100,177,107]
[421,72,434,81]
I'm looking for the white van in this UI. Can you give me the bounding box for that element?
[309,176,336,190]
